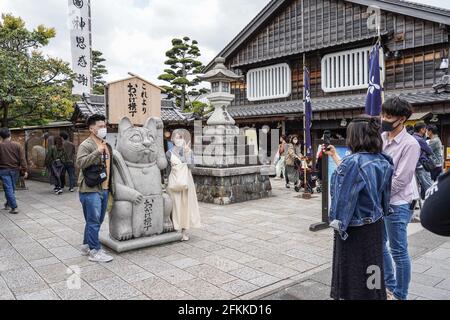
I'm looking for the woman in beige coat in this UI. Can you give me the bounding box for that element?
[166,129,201,241]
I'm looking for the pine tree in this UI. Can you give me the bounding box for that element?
[92,50,108,95]
[158,37,208,111]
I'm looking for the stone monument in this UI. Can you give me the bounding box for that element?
[100,117,182,252]
[192,57,272,205]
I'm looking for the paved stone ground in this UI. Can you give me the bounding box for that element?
[0,178,449,300]
[260,213,450,300]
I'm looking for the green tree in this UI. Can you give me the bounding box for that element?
[92,50,108,95]
[189,100,214,118]
[158,36,208,111]
[0,14,75,128]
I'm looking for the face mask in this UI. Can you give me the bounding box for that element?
[381,119,401,132]
[96,128,107,140]
[174,139,184,148]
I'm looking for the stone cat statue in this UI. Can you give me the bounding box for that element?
[109,117,174,241]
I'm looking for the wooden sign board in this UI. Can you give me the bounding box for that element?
[107,75,163,125]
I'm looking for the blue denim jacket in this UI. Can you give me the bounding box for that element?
[329,152,394,240]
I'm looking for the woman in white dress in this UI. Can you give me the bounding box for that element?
[166,129,201,241]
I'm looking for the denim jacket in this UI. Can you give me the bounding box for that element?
[329,152,394,240]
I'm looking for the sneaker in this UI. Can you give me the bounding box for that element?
[181,232,190,242]
[386,290,398,301]
[88,249,113,263]
[80,244,90,256]
[286,184,291,189]
[9,208,19,215]
[3,202,10,210]
[69,188,75,193]
[57,189,63,195]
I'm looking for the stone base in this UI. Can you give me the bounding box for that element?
[192,166,272,205]
[100,232,183,253]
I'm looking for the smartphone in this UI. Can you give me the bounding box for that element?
[323,130,331,150]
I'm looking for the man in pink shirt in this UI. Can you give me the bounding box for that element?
[381,97,420,300]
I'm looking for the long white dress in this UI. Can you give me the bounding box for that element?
[167,152,201,231]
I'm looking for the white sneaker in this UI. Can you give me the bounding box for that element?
[88,249,114,263]
[181,231,190,242]
[80,244,90,256]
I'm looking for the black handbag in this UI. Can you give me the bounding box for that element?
[83,151,108,188]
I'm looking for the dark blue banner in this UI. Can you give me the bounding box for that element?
[365,44,383,116]
[304,66,313,157]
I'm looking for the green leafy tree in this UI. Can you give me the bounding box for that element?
[92,50,108,95]
[0,14,75,128]
[158,37,208,111]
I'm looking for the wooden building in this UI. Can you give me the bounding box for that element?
[205,0,450,168]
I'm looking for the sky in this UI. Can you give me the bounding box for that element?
[1,0,450,86]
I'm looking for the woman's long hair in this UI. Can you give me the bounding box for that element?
[346,116,382,154]
[291,135,300,146]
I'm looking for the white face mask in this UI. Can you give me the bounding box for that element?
[174,139,184,148]
[96,128,107,140]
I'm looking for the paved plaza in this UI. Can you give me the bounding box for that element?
[0,179,450,300]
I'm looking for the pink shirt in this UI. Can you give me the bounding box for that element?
[382,128,421,205]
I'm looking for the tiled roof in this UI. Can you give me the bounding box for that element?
[74,94,106,120]
[228,101,302,118]
[161,105,190,123]
[228,89,450,118]
[74,94,189,124]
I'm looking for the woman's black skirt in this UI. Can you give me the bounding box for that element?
[331,218,387,300]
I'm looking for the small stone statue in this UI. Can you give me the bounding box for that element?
[109,117,173,241]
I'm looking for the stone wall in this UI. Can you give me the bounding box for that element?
[193,172,272,205]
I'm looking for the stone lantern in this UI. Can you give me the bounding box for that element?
[191,57,272,205]
[199,57,242,126]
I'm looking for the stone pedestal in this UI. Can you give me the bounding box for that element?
[100,232,182,253]
[194,125,258,168]
[192,166,272,205]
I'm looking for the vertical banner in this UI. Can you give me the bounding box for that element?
[68,0,92,95]
[365,43,383,116]
[304,66,313,157]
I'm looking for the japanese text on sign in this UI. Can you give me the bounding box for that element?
[68,0,92,95]
[144,199,154,231]
[127,82,150,118]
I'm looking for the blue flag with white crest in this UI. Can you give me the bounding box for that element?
[365,44,383,116]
